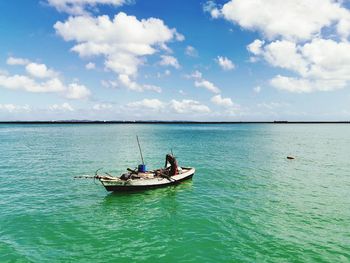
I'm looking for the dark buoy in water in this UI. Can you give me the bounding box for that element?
[287,156,295,160]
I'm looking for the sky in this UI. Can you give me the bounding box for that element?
[1,0,350,121]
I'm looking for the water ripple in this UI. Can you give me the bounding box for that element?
[1,124,350,262]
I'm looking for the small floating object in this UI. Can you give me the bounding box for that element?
[287,156,295,160]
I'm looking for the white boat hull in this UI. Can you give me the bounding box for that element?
[100,167,195,192]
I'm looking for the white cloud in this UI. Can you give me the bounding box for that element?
[154,70,171,79]
[247,39,265,56]
[253,86,261,93]
[125,98,211,115]
[49,102,74,111]
[194,79,220,93]
[0,74,65,93]
[66,83,91,99]
[142,84,162,93]
[258,102,288,110]
[47,0,127,15]
[118,74,136,89]
[207,0,350,94]
[185,46,198,57]
[101,79,118,88]
[0,60,92,99]
[0,104,31,113]
[169,99,211,114]
[211,94,234,107]
[118,74,161,92]
[55,12,183,93]
[203,1,221,19]
[127,99,165,111]
[7,58,60,81]
[188,70,220,93]
[188,70,202,79]
[25,63,58,79]
[270,75,344,93]
[7,58,59,79]
[0,69,8,75]
[302,39,350,80]
[93,103,113,110]
[218,0,350,41]
[159,55,180,69]
[85,62,96,70]
[262,40,308,76]
[6,57,30,66]
[210,94,241,116]
[252,38,350,92]
[216,56,235,70]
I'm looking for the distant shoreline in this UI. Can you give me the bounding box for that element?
[0,121,349,124]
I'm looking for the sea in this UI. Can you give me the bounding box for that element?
[0,124,349,262]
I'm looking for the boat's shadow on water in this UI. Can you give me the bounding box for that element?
[103,180,193,201]
[99,181,194,218]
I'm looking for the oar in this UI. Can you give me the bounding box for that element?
[159,172,178,184]
[127,168,138,174]
[74,175,96,179]
[74,168,103,179]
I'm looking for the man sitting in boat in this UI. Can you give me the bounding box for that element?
[164,153,178,176]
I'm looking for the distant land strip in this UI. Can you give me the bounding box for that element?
[0,121,349,124]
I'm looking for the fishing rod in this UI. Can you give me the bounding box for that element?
[136,135,145,165]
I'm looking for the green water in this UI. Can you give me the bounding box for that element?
[0,124,349,262]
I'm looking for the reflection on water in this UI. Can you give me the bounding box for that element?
[99,181,194,221]
[103,180,194,204]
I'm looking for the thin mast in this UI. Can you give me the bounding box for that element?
[136,135,145,165]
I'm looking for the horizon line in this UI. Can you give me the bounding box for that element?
[0,120,350,124]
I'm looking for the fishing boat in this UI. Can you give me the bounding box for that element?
[75,136,195,192]
[96,166,195,192]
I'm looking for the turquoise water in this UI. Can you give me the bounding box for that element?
[0,124,349,262]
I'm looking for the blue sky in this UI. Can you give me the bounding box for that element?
[1,0,350,121]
